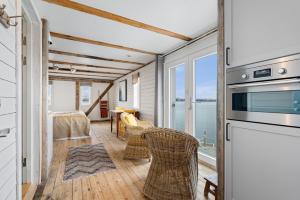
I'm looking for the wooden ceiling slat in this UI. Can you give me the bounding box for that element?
[50,32,157,55]
[44,0,192,41]
[49,49,145,65]
[49,60,133,72]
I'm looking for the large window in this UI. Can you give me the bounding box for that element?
[194,53,217,158]
[132,73,140,109]
[80,83,92,106]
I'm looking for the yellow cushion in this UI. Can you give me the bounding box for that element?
[125,114,137,126]
[115,107,125,111]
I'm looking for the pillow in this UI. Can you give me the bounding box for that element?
[125,114,137,126]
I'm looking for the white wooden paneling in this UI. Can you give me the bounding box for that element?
[0,142,16,172]
[0,128,16,152]
[0,174,16,199]
[0,98,16,115]
[0,43,15,68]
[114,62,156,122]
[0,61,16,83]
[0,79,16,97]
[0,0,16,53]
[0,157,16,189]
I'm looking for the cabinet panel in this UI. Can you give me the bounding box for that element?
[225,121,300,200]
[225,0,300,68]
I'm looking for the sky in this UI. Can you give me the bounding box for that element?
[175,53,217,99]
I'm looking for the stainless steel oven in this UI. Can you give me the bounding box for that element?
[227,54,300,127]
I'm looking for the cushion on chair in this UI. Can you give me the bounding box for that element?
[125,114,138,126]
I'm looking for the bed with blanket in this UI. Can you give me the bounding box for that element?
[49,111,91,140]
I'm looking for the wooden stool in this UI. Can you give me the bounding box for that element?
[204,174,218,200]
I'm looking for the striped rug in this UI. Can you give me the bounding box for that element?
[63,143,116,180]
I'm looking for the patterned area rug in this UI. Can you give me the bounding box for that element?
[63,143,116,180]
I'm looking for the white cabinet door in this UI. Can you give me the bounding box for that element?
[0,0,19,199]
[225,120,300,200]
[225,0,300,68]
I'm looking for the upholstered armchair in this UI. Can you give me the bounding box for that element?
[142,128,199,200]
[120,112,153,160]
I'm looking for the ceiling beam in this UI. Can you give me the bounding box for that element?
[49,60,133,72]
[44,0,192,41]
[49,75,113,83]
[48,67,121,78]
[49,71,117,79]
[50,32,157,55]
[49,49,145,65]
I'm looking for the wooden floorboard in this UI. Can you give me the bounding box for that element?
[41,122,215,200]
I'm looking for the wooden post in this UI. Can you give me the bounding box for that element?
[85,83,113,116]
[76,80,80,110]
[41,18,49,181]
[217,0,225,199]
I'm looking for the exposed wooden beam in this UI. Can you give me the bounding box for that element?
[75,80,80,110]
[44,0,192,41]
[49,73,116,80]
[50,32,157,55]
[48,71,119,79]
[49,76,113,83]
[49,60,131,73]
[48,67,122,77]
[49,49,145,66]
[85,83,114,116]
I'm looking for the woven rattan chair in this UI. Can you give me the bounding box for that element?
[120,112,153,160]
[142,128,199,200]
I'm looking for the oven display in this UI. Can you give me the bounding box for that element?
[254,68,271,78]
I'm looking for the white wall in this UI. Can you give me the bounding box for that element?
[50,81,76,112]
[113,62,156,122]
[49,80,111,121]
[81,82,110,121]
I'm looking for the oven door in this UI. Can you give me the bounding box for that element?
[227,78,300,127]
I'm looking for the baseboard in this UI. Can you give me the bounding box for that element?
[90,119,110,123]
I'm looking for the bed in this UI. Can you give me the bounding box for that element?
[49,111,91,140]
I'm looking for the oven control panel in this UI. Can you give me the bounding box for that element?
[226,54,300,85]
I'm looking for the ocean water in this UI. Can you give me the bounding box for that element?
[173,101,216,157]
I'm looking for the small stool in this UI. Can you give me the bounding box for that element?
[204,174,218,200]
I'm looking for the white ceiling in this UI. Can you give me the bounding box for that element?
[33,0,217,80]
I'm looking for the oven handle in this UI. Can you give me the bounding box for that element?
[228,78,300,89]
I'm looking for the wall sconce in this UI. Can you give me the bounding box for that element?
[70,68,77,73]
[0,4,22,28]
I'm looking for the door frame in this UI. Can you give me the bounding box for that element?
[164,57,189,131]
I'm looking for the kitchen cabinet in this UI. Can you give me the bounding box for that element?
[224,0,300,68]
[225,120,300,200]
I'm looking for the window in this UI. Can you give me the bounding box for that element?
[80,84,92,106]
[132,73,140,109]
[48,82,52,105]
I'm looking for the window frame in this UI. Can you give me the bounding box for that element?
[80,84,92,106]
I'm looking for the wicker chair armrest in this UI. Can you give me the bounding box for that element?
[126,125,145,136]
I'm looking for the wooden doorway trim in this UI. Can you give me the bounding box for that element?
[217,0,225,199]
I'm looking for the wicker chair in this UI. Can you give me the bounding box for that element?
[142,128,199,200]
[120,113,153,160]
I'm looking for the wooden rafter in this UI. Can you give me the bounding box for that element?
[50,32,157,55]
[44,0,192,41]
[49,76,113,83]
[85,83,114,116]
[116,60,155,81]
[49,60,132,72]
[48,71,119,79]
[49,49,145,66]
[48,67,123,76]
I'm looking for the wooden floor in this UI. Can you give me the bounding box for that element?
[40,122,215,200]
